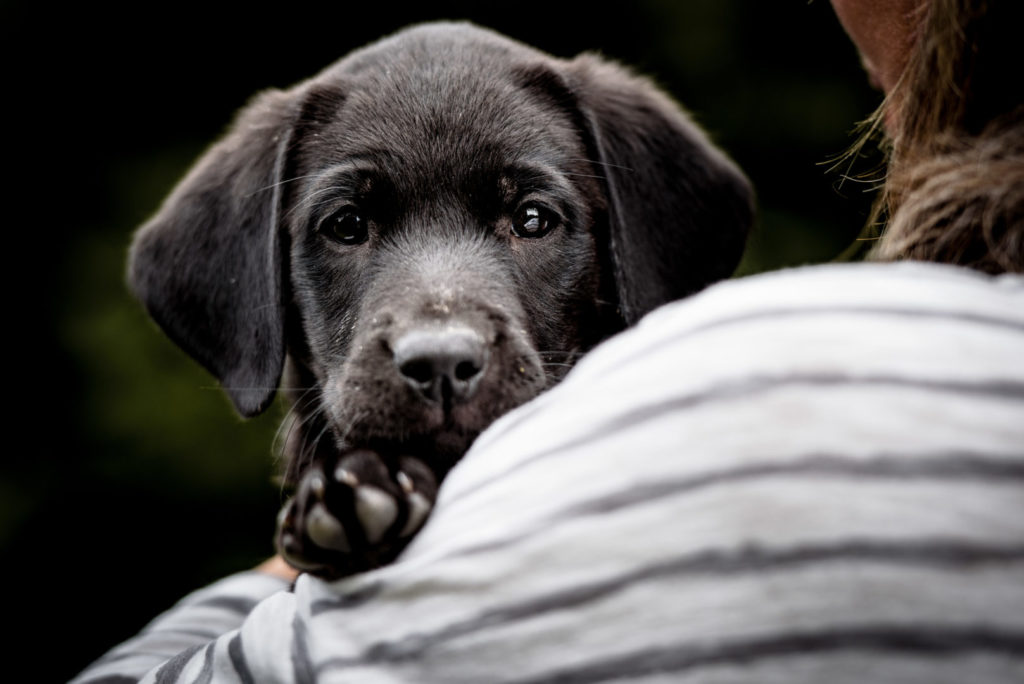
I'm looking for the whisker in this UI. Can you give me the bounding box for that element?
[566,157,635,173]
[248,173,322,196]
[270,385,323,458]
[280,411,334,493]
[275,407,325,476]
[283,185,347,221]
[334,406,368,447]
[303,420,334,463]
[560,172,606,180]
[538,350,585,359]
[199,385,284,392]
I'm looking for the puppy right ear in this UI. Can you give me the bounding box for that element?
[566,55,754,323]
[128,88,300,417]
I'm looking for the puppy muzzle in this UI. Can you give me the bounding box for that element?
[392,325,489,406]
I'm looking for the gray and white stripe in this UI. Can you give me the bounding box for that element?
[73,262,1024,683]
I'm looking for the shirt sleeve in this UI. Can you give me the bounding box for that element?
[75,262,1024,684]
[69,571,291,683]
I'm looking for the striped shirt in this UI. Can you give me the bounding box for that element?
[72,261,1024,683]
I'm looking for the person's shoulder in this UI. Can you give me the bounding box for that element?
[643,260,1022,330]
[550,259,1024,402]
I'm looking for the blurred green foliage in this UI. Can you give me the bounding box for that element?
[7,1,883,679]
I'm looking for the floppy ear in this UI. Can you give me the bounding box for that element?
[128,88,300,417]
[567,55,754,323]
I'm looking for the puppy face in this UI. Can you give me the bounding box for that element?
[128,22,754,492]
[283,48,607,474]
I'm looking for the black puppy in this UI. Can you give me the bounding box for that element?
[129,22,752,578]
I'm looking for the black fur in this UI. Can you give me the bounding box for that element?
[129,22,753,576]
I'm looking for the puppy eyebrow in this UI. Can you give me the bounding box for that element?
[502,162,575,198]
[288,161,380,222]
[312,160,379,194]
[307,146,409,193]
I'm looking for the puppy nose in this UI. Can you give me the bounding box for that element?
[393,328,488,404]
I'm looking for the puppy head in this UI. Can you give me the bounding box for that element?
[129,22,753,479]
[280,27,614,474]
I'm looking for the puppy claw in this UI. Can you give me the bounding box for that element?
[309,475,326,499]
[355,485,399,544]
[306,502,351,552]
[335,467,360,487]
[397,470,414,495]
[399,492,432,538]
[276,501,292,528]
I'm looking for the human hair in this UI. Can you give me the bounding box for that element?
[869,0,1024,273]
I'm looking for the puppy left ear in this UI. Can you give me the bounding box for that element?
[128,88,299,417]
[567,54,754,323]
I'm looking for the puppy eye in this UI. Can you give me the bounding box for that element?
[511,204,558,239]
[321,208,369,245]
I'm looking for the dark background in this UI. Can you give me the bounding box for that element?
[5,2,880,680]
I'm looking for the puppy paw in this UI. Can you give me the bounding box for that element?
[276,450,437,579]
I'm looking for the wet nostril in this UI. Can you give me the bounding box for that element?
[392,327,489,404]
[454,359,482,381]
[399,359,436,385]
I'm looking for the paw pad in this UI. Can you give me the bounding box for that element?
[276,451,437,578]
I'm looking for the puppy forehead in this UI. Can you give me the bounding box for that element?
[302,43,581,180]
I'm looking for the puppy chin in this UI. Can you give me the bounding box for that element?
[328,364,545,475]
[331,417,480,476]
